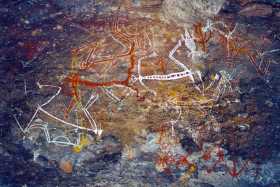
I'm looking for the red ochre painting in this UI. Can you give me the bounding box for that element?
[1,0,280,186]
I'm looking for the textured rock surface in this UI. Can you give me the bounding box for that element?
[239,3,273,17]
[162,0,226,25]
[1,0,280,186]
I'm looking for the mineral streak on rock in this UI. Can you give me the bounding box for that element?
[239,3,273,17]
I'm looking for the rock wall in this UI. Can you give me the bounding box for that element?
[162,0,226,25]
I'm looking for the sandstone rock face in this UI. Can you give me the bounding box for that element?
[59,160,73,174]
[239,3,273,17]
[162,0,226,25]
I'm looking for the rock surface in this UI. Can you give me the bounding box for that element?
[239,3,273,17]
[162,0,226,25]
[0,0,280,187]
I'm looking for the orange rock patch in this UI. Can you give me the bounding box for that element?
[59,160,73,174]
